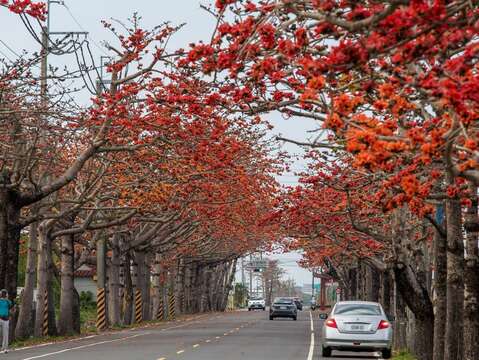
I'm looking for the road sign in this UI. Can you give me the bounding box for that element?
[245,258,267,271]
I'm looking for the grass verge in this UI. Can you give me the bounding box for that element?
[393,350,417,360]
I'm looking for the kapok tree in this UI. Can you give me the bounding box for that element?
[183,2,479,358]
[0,6,184,299]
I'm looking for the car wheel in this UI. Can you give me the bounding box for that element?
[322,347,332,357]
[382,349,392,359]
[293,316,297,321]
[263,307,266,311]
[269,316,274,320]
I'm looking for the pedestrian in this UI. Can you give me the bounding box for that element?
[0,290,12,353]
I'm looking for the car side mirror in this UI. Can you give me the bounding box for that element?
[319,313,328,320]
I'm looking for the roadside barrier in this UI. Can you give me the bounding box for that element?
[134,289,143,323]
[168,289,176,320]
[156,297,164,320]
[96,287,107,331]
[42,289,48,336]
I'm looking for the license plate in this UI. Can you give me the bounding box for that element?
[351,325,365,331]
[280,306,286,310]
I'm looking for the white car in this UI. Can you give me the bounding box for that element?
[321,301,393,358]
[248,297,266,311]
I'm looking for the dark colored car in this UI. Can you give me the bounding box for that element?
[293,297,303,311]
[270,298,297,321]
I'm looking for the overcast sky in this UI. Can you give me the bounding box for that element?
[0,1,317,285]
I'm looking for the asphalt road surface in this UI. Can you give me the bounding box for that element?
[5,310,384,360]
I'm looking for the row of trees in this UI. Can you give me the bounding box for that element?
[3,2,479,359]
[0,1,281,341]
[184,1,479,359]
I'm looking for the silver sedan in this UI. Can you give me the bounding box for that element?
[321,301,393,359]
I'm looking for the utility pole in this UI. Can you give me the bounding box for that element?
[40,0,88,97]
[241,257,245,286]
[249,254,253,297]
[96,235,107,330]
[40,28,48,99]
[311,270,315,300]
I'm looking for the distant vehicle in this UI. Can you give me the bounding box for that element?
[270,298,297,321]
[321,301,393,359]
[248,297,265,311]
[289,297,303,310]
[310,298,317,311]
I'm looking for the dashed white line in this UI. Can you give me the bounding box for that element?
[177,349,185,354]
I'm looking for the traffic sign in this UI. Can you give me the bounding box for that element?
[245,258,267,271]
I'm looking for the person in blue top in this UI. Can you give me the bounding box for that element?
[0,290,12,353]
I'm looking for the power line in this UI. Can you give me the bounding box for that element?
[0,39,21,58]
[62,2,109,56]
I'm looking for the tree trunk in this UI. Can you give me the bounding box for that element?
[58,233,76,335]
[349,267,357,299]
[108,235,121,326]
[34,222,55,337]
[0,181,21,302]
[15,222,38,339]
[370,267,380,302]
[394,281,408,350]
[152,254,162,319]
[72,288,81,334]
[381,270,392,316]
[433,228,447,360]
[200,267,209,312]
[445,195,465,360]
[463,183,479,360]
[394,263,434,360]
[123,251,133,325]
[175,259,185,315]
[143,254,151,321]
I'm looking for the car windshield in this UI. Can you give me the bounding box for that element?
[250,297,263,301]
[274,298,293,305]
[334,304,382,316]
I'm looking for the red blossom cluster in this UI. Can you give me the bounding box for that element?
[1,0,46,19]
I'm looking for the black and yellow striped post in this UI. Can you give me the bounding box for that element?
[134,289,143,323]
[96,287,107,331]
[168,289,176,320]
[156,297,164,320]
[42,289,48,336]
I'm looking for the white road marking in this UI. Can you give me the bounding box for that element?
[14,335,98,352]
[177,350,185,354]
[20,333,147,360]
[15,313,210,354]
[193,344,200,348]
[205,339,211,343]
[307,311,315,360]
[307,332,315,360]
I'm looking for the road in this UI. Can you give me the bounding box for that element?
[6,310,384,360]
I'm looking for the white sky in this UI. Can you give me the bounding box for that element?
[0,0,317,285]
